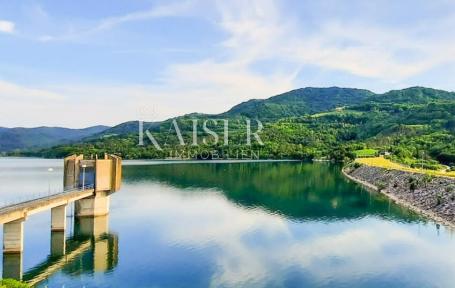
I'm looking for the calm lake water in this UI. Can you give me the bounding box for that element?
[1,158,455,287]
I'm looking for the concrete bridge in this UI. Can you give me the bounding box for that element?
[0,154,122,282]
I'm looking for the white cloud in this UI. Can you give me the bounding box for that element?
[0,80,63,101]
[210,0,455,84]
[0,60,294,127]
[150,59,295,113]
[37,1,194,42]
[95,0,193,31]
[0,20,15,34]
[0,80,208,128]
[288,21,455,82]
[4,0,455,127]
[132,0,450,118]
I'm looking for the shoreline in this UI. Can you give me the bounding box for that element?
[0,155,303,161]
[342,165,455,229]
[122,159,302,166]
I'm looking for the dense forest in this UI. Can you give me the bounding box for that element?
[10,87,455,169]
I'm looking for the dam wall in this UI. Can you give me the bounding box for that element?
[344,164,455,227]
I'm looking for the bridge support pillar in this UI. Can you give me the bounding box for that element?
[51,204,66,231]
[75,191,110,217]
[3,218,24,254]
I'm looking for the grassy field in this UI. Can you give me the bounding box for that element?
[355,157,455,178]
[311,109,362,118]
[354,149,378,158]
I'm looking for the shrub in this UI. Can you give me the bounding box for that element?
[410,162,440,171]
[0,279,30,288]
[377,182,387,192]
[422,174,434,187]
[437,192,444,206]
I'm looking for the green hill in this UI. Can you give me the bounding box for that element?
[367,87,455,104]
[222,87,374,120]
[0,125,109,152]
[87,121,160,139]
[13,86,455,168]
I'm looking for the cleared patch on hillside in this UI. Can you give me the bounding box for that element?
[356,157,455,178]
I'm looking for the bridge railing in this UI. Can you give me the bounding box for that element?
[0,184,94,211]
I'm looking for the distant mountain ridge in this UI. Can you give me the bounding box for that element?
[95,86,455,138]
[4,86,455,153]
[95,87,376,138]
[365,86,455,104]
[222,87,375,119]
[0,125,109,152]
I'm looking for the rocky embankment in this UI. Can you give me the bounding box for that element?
[344,164,455,227]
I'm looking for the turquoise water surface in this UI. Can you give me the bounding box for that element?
[0,158,454,287]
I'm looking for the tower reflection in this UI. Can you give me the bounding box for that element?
[2,253,22,280]
[2,215,119,286]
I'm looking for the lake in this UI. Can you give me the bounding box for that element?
[1,158,455,287]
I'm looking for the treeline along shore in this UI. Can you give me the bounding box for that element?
[343,163,455,228]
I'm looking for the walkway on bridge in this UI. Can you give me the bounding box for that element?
[1,154,122,283]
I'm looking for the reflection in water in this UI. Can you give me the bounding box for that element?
[3,160,455,287]
[50,231,65,257]
[115,162,453,288]
[123,162,423,223]
[2,254,22,280]
[4,215,119,286]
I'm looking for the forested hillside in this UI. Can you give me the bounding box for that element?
[12,87,455,168]
[222,87,374,120]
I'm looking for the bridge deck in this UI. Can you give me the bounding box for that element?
[0,189,95,224]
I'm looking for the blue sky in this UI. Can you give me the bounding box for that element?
[1,0,455,128]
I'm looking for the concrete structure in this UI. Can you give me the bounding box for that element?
[3,219,24,254]
[64,153,122,192]
[64,154,122,217]
[51,205,66,231]
[75,190,110,217]
[0,154,121,282]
